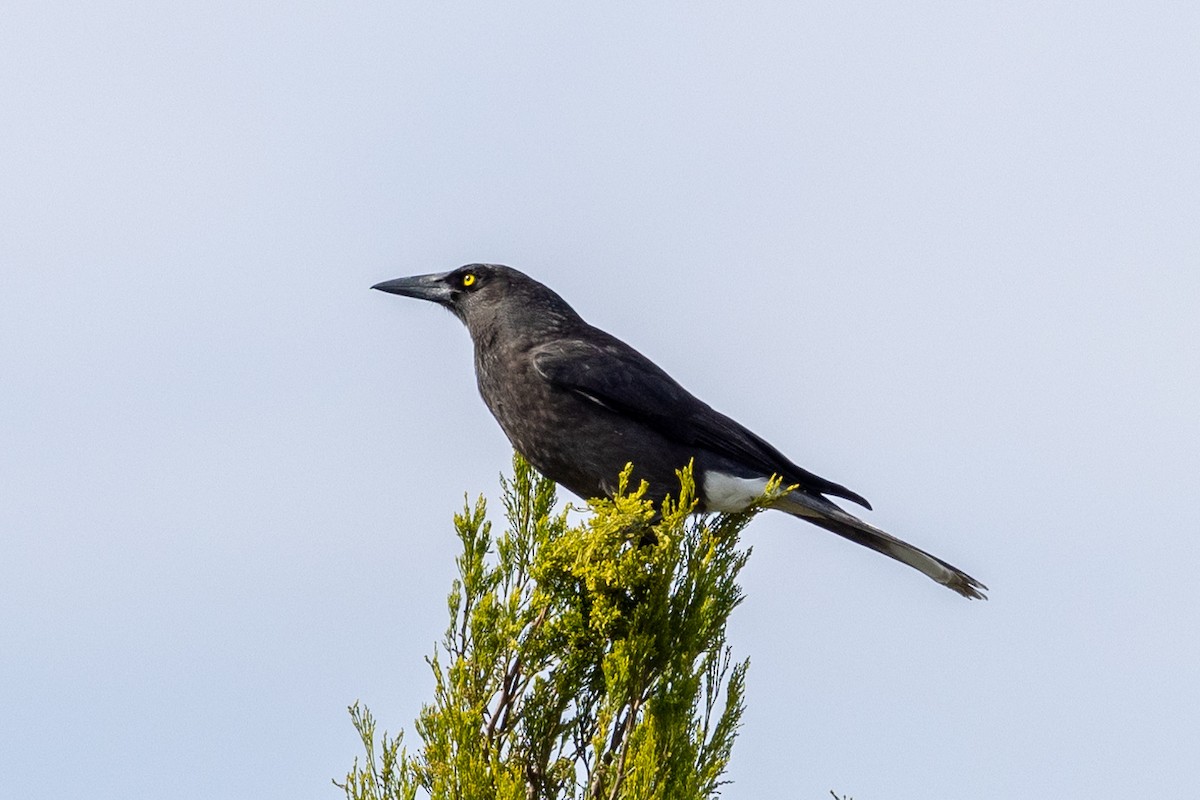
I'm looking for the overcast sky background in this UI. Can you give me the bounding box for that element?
[3,3,1198,798]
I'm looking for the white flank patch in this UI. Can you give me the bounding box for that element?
[702,472,770,512]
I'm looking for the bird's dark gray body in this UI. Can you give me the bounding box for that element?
[373,264,986,599]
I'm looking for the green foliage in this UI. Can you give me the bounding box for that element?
[338,455,776,800]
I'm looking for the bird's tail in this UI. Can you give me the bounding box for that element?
[774,491,988,600]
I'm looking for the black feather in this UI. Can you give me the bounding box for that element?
[532,334,872,509]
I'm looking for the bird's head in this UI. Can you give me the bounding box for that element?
[372,264,582,337]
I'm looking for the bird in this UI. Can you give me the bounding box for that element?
[372,264,986,599]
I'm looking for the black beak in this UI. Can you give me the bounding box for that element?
[371,272,454,305]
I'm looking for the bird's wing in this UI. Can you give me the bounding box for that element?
[532,337,871,508]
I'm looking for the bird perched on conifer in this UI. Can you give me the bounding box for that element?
[373,264,986,599]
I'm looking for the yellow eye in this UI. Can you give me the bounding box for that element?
[462,273,477,287]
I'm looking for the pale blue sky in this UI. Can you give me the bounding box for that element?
[3,2,1198,798]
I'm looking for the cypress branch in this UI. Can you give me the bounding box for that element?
[338,453,775,800]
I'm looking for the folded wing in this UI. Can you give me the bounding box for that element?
[532,335,872,509]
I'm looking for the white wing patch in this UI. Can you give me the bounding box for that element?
[701,472,770,512]
[575,389,619,412]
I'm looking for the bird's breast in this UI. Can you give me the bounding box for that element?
[471,348,685,502]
